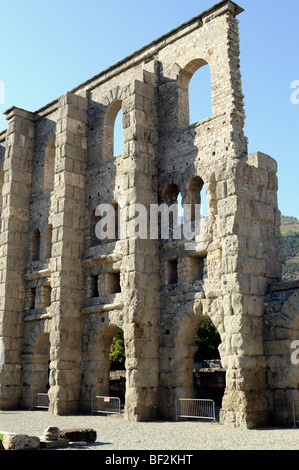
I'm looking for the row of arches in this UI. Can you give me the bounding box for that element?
[29,179,208,256]
[24,316,223,412]
[161,175,209,228]
[111,62,212,159]
[39,60,211,196]
[87,176,208,246]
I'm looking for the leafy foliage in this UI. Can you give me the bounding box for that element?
[193,319,221,361]
[283,262,299,281]
[109,330,125,370]
[282,233,299,260]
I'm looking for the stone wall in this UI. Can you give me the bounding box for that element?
[264,281,299,426]
[0,0,297,429]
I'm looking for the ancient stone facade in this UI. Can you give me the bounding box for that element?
[0,0,298,428]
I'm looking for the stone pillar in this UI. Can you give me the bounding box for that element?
[121,69,160,421]
[0,107,34,408]
[221,4,247,159]
[48,92,87,414]
[217,152,285,428]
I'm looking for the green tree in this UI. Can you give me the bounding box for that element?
[193,319,221,361]
[109,330,125,369]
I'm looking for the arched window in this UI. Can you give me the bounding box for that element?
[111,202,120,241]
[160,183,182,240]
[189,64,212,124]
[178,59,212,127]
[44,137,56,194]
[103,100,123,159]
[31,229,41,262]
[44,224,53,260]
[161,183,180,206]
[185,176,209,222]
[113,108,123,157]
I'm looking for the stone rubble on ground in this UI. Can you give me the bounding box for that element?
[2,434,40,451]
[0,427,97,450]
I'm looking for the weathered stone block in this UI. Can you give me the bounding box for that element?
[40,438,68,449]
[60,428,97,443]
[44,426,60,441]
[2,434,40,451]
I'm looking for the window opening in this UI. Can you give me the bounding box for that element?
[109,329,126,408]
[189,63,212,124]
[114,108,123,157]
[110,202,119,241]
[31,229,41,262]
[44,224,53,259]
[42,285,51,308]
[103,100,123,159]
[193,319,225,407]
[178,59,212,127]
[189,255,207,281]
[106,271,121,295]
[91,274,99,298]
[161,183,182,240]
[29,287,36,310]
[168,259,178,285]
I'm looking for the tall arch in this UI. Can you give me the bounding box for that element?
[21,329,50,409]
[160,183,182,241]
[185,176,204,222]
[178,59,212,127]
[169,304,225,417]
[91,324,125,405]
[103,100,123,159]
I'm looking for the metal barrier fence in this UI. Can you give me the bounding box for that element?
[293,401,299,428]
[32,393,49,410]
[91,396,121,415]
[175,398,216,421]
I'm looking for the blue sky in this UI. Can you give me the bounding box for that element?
[0,0,298,218]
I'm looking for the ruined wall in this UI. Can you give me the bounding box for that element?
[264,281,299,426]
[0,0,297,429]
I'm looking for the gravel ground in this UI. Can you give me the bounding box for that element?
[0,410,298,451]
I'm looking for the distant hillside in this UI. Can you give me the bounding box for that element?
[281,216,299,281]
[281,216,299,236]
